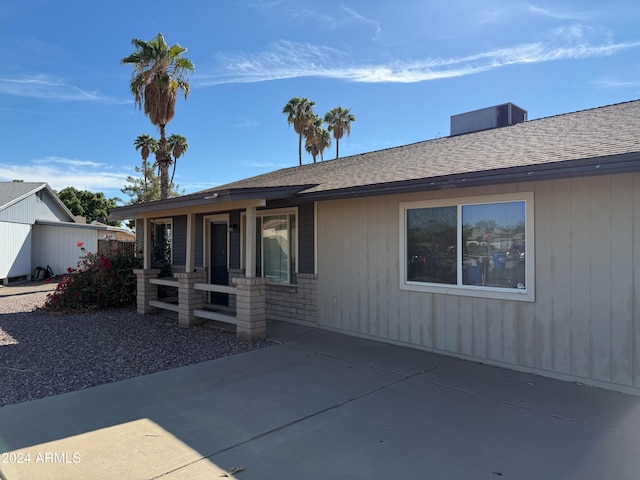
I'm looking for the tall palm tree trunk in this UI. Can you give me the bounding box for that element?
[158,124,171,199]
[335,139,339,160]
[298,133,303,166]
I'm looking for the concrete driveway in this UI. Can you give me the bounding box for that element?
[1,321,639,479]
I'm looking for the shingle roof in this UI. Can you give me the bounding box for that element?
[110,100,640,219]
[212,99,640,196]
[0,182,47,211]
[0,182,77,222]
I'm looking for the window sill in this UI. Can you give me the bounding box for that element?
[267,283,298,292]
[401,282,534,302]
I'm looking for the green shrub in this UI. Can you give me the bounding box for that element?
[41,243,142,313]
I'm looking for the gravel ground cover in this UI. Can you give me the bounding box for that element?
[0,281,273,407]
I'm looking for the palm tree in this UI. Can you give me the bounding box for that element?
[121,33,194,199]
[167,134,189,187]
[324,107,356,159]
[133,134,158,194]
[304,115,323,164]
[318,128,332,161]
[304,115,332,164]
[283,97,316,166]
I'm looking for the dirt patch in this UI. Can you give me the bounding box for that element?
[0,280,59,298]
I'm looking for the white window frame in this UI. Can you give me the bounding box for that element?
[399,192,535,302]
[151,218,173,251]
[241,207,298,285]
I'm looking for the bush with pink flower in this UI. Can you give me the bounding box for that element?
[41,242,142,313]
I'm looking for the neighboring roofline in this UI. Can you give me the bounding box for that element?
[35,219,108,230]
[0,182,45,211]
[91,221,135,235]
[0,182,77,222]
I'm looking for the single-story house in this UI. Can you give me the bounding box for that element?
[0,182,129,283]
[110,100,640,395]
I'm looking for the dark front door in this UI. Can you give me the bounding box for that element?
[210,222,229,306]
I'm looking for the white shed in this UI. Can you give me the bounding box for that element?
[0,182,104,284]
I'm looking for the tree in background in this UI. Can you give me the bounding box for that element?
[283,97,316,166]
[167,133,189,187]
[304,115,331,164]
[121,33,194,199]
[317,126,332,162]
[324,107,356,159]
[122,134,182,206]
[133,134,158,196]
[57,187,121,226]
[121,161,162,204]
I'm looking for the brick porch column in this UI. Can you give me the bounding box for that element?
[134,268,160,314]
[233,277,268,341]
[175,271,205,326]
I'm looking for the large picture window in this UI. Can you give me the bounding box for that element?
[401,193,534,301]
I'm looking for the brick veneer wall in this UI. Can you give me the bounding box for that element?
[228,269,318,325]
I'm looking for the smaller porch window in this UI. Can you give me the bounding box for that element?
[151,218,172,276]
[242,209,297,284]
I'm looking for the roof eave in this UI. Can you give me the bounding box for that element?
[34,220,107,230]
[298,152,640,201]
[109,185,315,220]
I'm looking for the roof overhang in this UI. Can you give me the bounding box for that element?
[109,151,640,219]
[34,220,107,230]
[297,152,640,201]
[109,185,314,221]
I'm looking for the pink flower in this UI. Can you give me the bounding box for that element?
[76,241,84,248]
[100,256,112,269]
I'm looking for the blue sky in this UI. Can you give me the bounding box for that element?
[2,0,639,201]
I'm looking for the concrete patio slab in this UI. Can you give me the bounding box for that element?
[418,357,640,436]
[1,320,639,480]
[276,325,457,376]
[212,376,640,480]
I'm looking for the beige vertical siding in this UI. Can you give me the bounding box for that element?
[634,174,640,388]
[317,173,639,393]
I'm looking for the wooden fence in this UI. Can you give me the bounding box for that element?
[97,239,138,255]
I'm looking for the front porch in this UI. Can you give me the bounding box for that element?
[132,198,270,340]
[134,268,269,341]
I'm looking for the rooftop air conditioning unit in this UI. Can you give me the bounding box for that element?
[450,103,527,135]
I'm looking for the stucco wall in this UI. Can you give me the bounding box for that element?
[316,173,640,393]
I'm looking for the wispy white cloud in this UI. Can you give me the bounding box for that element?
[593,78,640,89]
[0,74,127,102]
[249,0,338,28]
[477,8,510,24]
[0,156,131,196]
[245,161,292,169]
[525,3,594,21]
[232,118,259,128]
[0,157,223,197]
[341,5,382,41]
[199,40,343,85]
[199,34,640,86]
